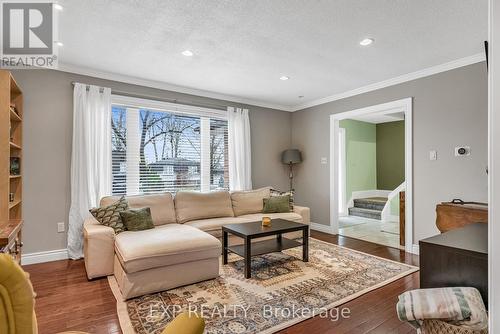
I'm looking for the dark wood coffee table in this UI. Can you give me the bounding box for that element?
[222,219,309,278]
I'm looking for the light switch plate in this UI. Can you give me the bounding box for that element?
[429,150,437,161]
[57,222,65,233]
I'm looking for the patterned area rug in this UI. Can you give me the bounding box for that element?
[109,238,418,334]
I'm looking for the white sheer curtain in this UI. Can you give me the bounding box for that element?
[68,83,112,259]
[228,107,252,191]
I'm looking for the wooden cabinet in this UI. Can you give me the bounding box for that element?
[419,224,488,307]
[0,71,23,263]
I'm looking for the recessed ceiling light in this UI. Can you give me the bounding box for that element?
[54,41,63,47]
[280,76,290,81]
[182,50,194,57]
[54,3,63,11]
[359,38,374,46]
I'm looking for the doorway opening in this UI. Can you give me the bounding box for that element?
[329,98,413,252]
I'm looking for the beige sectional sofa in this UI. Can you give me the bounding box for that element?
[83,187,310,299]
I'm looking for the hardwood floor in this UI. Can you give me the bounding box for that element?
[23,231,419,334]
[25,259,120,334]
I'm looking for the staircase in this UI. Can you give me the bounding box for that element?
[348,197,388,220]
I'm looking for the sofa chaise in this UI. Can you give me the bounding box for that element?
[83,187,310,299]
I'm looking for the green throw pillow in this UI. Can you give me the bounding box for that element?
[89,196,128,234]
[263,195,291,213]
[270,188,295,210]
[119,207,155,231]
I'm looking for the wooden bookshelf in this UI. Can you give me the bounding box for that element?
[0,71,23,263]
[9,141,21,150]
[0,219,23,263]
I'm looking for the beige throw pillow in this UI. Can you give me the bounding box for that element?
[231,187,271,216]
[175,191,234,223]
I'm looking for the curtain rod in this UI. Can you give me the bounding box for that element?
[70,81,228,111]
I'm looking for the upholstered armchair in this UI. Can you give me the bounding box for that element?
[0,254,204,334]
[0,254,40,334]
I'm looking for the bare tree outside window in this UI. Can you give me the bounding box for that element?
[111,106,229,195]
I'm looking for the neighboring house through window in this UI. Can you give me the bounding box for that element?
[111,95,229,195]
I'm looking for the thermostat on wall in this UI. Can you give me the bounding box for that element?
[455,146,471,156]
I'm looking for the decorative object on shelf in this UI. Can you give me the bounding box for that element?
[9,193,14,203]
[10,157,20,175]
[281,149,302,191]
[261,216,271,227]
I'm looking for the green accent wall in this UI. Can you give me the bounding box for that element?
[339,119,377,203]
[340,119,404,217]
[376,121,405,190]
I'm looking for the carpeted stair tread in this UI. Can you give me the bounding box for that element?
[353,197,388,211]
[348,207,382,220]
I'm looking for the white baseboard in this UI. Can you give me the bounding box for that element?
[310,222,337,235]
[21,248,69,265]
[18,243,418,265]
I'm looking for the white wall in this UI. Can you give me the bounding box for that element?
[488,0,500,329]
[292,63,488,245]
[11,69,293,254]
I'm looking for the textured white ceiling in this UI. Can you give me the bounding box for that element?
[57,0,488,110]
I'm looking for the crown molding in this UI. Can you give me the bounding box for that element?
[56,63,294,112]
[56,53,484,113]
[290,53,486,111]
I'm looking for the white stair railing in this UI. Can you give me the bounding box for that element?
[381,182,405,222]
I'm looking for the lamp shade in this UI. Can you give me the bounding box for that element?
[281,149,302,164]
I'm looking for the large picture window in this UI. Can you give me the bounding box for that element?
[111,96,229,195]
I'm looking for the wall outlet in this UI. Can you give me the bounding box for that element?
[57,222,65,233]
[455,146,471,157]
[429,150,437,161]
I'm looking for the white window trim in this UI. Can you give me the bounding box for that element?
[112,95,228,195]
[126,107,140,195]
[200,117,211,192]
[112,94,228,120]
